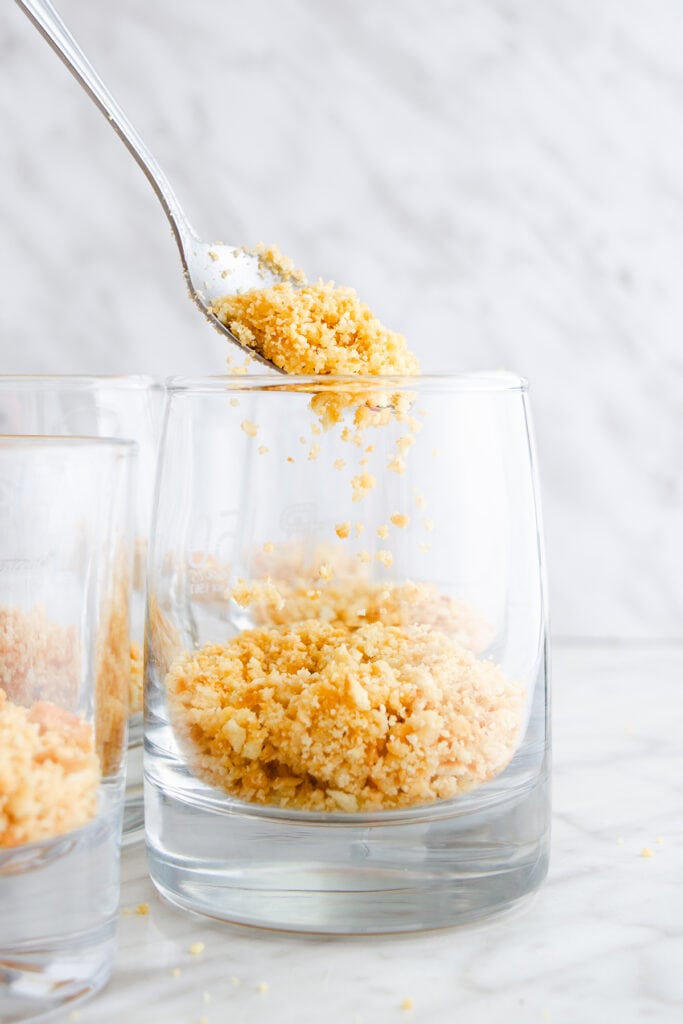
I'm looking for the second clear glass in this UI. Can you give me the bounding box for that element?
[0,375,163,841]
[0,436,135,1020]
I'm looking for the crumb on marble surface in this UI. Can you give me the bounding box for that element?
[241,419,259,437]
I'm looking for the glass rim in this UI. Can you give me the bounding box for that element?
[0,374,162,390]
[165,371,528,394]
[0,435,138,454]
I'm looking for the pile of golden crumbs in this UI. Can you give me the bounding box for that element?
[247,578,492,654]
[211,246,419,377]
[0,605,79,707]
[2,599,129,780]
[167,620,523,812]
[0,688,100,848]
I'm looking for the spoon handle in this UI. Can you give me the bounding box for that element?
[15,0,197,259]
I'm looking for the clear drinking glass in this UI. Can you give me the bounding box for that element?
[0,436,135,1021]
[0,376,163,841]
[145,374,550,933]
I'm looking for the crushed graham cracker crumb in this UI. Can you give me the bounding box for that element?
[188,941,205,956]
[230,578,284,611]
[335,522,351,540]
[376,550,394,568]
[391,513,410,529]
[334,458,346,471]
[351,472,376,502]
[95,560,130,776]
[258,445,269,456]
[388,456,406,475]
[248,242,306,285]
[129,641,143,715]
[0,688,100,848]
[377,525,389,540]
[396,435,415,454]
[135,903,150,916]
[166,621,523,812]
[241,419,259,437]
[0,605,79,706]
[251,579,492,653]
[211,272,419,376]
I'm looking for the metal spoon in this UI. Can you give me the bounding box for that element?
[15,0,285,371]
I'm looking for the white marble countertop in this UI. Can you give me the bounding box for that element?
[62,641,682,1024]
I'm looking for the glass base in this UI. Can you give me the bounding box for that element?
[0,928,115,1024]
[145,772,550,934]
[0,800,121,1022]
[122,716,144,844]
[121,795,144,846]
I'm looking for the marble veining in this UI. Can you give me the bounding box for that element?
[65,644,683,1024]
[0,1,682,637]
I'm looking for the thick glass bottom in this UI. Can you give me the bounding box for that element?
[0,928,115,1024]
[0,797,121,1022]
[122,716,144,844]
[145,769,550,934]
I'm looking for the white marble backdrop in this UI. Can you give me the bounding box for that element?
[1,0,682,638]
